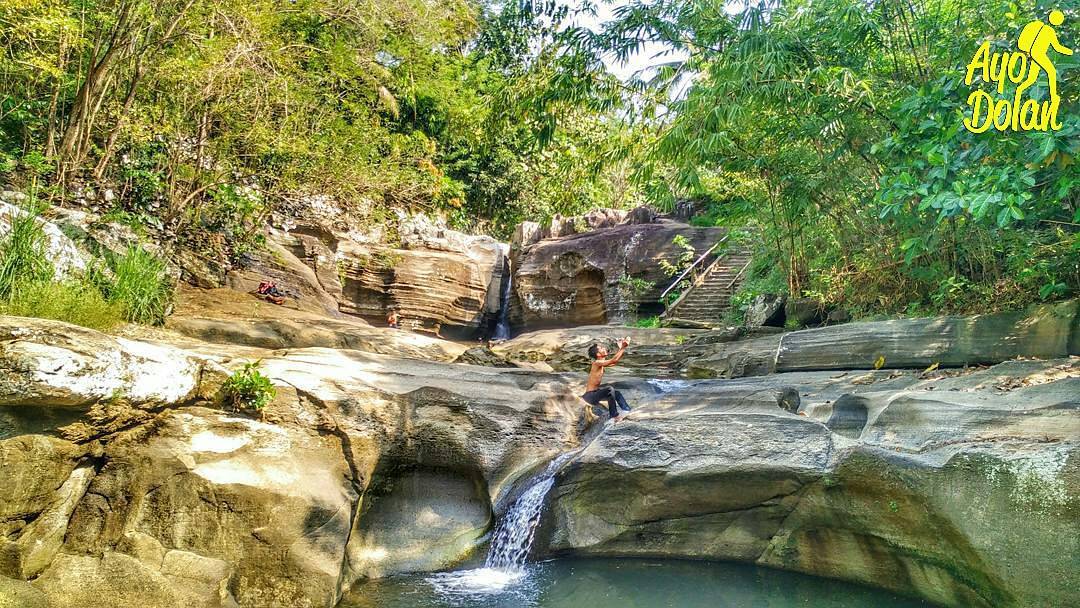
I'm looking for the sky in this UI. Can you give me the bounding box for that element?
[569,1,688,81]
[570,1,688,81]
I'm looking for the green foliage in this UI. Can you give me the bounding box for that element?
[223,361,276,412]
[0,201,53,300]
[0,0,639,241]
[658,235,700,308]
[659,235,697,278]
[0,200,124,329]
[632,315,660,328]
[728,251,790,325]
[0,279,123,331]
[619,275,655,298]
[95,245,173,326]
[531,0,1078,316]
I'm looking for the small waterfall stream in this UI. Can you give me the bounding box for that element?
[424,451,582,601]
[484,451,577,570]
[491,259,512,341]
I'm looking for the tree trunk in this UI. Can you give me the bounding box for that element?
[58,1,135,172]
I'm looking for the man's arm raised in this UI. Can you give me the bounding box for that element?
[599,339,630,367]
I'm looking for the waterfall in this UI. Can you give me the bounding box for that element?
[491,258,512,341]
[425,452,578,600]
[484,451,577,570]
[483,475,554,570]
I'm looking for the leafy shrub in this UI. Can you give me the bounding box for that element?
[97,245,174,325]
[204,184,267,258]
[727,249,789,325]
[632,315,660,328]
[223,362,277,412]
[618,275,654,298]
[658,235,696,277]
[0,200,125,330]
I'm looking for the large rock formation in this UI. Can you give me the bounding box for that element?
[238,216,509,336]
[538,361,1080,608]
[688,300,1080,378]
[0,302,1077,608]
[512,220,726,329]
[0,316,587,608]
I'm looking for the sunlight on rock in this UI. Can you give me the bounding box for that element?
[189,430,250,453]
[192,460,298,488]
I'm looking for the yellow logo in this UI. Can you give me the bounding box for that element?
[963,10,1073,132]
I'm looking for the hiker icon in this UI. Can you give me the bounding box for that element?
[1016,10,1073,100]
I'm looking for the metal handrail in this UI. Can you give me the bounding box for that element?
[658,236,727,301]
[662,248,736,318]
[726,258,752,290]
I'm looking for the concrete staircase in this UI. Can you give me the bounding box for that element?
[663,250,752,323]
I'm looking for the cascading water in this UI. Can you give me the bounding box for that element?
[424,452,579,603]
[491,258,512,341]
[485,451,577,569]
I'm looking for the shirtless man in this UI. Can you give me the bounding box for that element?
[581,338,632,422]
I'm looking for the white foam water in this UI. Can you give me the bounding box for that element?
[425,452,578,601]
[647,378,694,394]
[484,476,555,570]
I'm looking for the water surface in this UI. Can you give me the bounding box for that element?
[341,558,935,608]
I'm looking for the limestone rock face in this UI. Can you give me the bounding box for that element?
[62,407,355,607]
[33,551,237,608]
[260,217,508,336]
[335,243,504,335]
[1,312,1077,608]
[687,301,1080,378]
[772,300,1079,370]
[228,234,344,317]
[0,575,48,608]
[0,202,88,279]
[0,316,221,408]
[540,362,1080,608]
[512,221,726,328]
[0,318,588,607]
[167,315,468,361]
[744,293,786,327]
[511,208,631,251]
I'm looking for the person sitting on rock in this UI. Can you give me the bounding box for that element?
[582,338,632,422]
[387,310,400,329]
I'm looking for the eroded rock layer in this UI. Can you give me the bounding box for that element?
[511,221,726,329]
[0,308,1077,608]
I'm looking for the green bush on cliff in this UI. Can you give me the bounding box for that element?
[0,202,171,329]
[95,245,174,326]
[1,279,122,331]
[0,201,121,329]
[223,362,277,413]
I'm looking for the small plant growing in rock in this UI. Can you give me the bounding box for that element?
[223,362,276,413]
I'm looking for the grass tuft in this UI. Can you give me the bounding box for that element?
[98,245,173,325]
